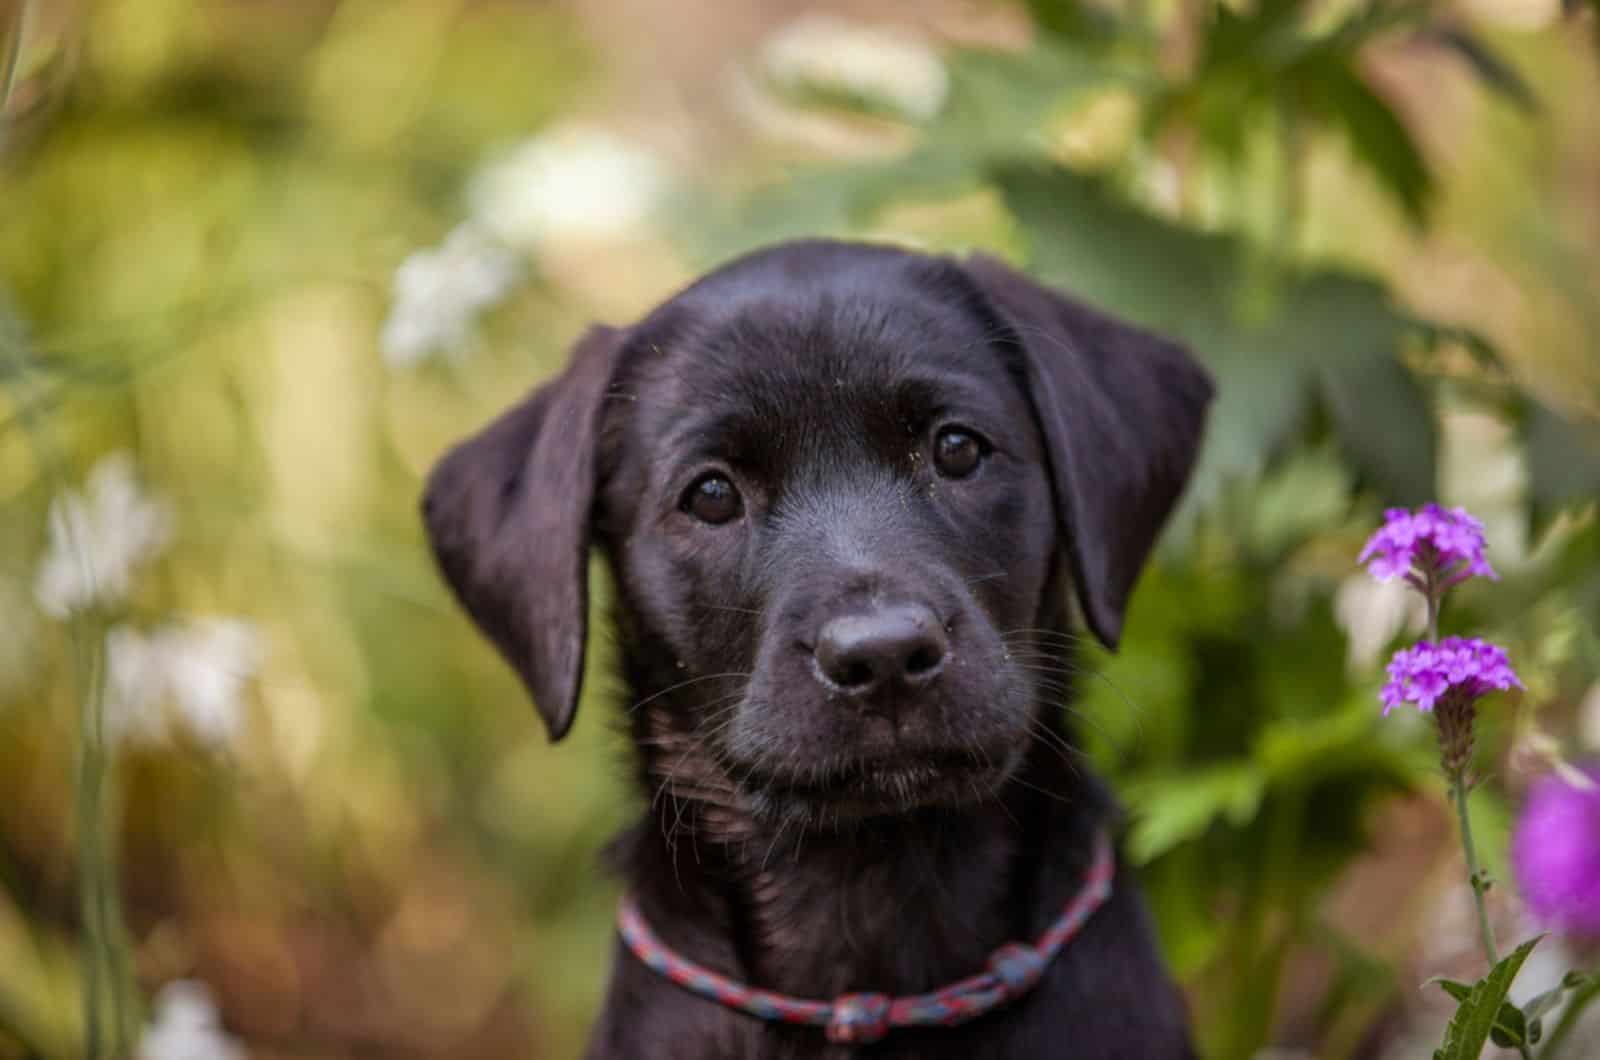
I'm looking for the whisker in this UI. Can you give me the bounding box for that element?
[626,671,750,714]
[1002,770,1075,808]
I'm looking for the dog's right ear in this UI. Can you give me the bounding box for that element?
[421,325,626,742]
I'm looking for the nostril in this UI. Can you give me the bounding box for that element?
[905,644,942,676]
[839,659,876,689]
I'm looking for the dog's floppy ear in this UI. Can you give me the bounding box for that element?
[421,325,626,740]
[962,254,1212,649]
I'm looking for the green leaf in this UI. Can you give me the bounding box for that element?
[1301,61,1433,225]
[934,43,1131,157]
[1422,972,1533,1042]
[1020,0,1118,42]
[993,163,1439,509]
[1525,403,1600,525]
[1419,27,1537,112]
[1242,443,1353,557]
[1516,972,1581,1043]
[1123,762,1266,862]
[1486,1000,1528,1047]
[1304,286,1436,505]
[1541,970,1600,1060]
[1433,936,1542,1060]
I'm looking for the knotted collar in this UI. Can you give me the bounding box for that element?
[617,828,1115,1046]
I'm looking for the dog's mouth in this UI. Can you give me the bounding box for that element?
[738,747,1021,821]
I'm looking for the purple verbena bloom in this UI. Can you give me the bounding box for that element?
[1379,636,1521,715]
[1359,503,1497,585]
[1513,764,1600,939]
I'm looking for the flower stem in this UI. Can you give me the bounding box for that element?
[1425,567,1440,644]
[1449,768,1499,967]
[1450,767,1536,1060]
[1425,558,1535,1059]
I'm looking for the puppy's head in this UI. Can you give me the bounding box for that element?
[424,241,1210,824]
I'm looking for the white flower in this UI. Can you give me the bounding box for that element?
[466,124,669,252]
[379,223,519,368]
[105,619,262,748]
[139,980,245,1060]
[1333,573,1427,674]
[105,625,170,745]
[33,452,172,619]
[759,14,948,122]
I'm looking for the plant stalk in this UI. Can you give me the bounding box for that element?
[1429,558,1534,1059]
[1449,767,1499,968]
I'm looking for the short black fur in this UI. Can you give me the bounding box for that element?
[423,241,1212,1059]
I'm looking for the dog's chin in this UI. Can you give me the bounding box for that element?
[736,746,1025,825]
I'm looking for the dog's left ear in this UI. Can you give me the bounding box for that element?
[962,254,1213,649]
[421,325,626,741]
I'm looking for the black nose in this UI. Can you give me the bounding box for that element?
[813,603,949,694]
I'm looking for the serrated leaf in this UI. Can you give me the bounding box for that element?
[1434,936,1542,1060]
[1428,975,1535,1043]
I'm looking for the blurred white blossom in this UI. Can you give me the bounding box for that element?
[34,452,172,619]
[106,619,262,747]
[380,223,519,368]
[467,124,668,252]
[1334,573,1427,674]
[759,14,948,122]
[139,980,245,1060]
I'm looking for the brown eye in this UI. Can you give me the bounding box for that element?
[682,473,742,525]
[933,426,985,479]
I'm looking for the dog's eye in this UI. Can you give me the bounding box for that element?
[933,426,986,479]
[682,473,743,525]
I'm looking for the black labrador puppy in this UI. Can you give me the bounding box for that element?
[423,241,1211,1059]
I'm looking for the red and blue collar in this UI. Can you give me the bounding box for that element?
[617,829,1115,1045]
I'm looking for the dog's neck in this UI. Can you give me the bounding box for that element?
[614,704,1093,1001]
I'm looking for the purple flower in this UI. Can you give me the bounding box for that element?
[1513,764,1600,939]
[1359,503,1497,585]
[1380,637,1522,715]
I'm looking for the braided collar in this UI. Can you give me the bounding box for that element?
[617,828,1114,1046]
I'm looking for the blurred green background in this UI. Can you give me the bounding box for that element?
[2,1,1598,1057]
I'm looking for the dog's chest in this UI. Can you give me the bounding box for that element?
[591,949,1183,1060]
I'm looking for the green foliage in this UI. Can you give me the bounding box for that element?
[1430,936,1541,1059]
[1,1,1598,1059]
[679,5,1600,1057]
[995,163,1440,507]
[1124,762,1265,863]
[1541,971,1600,1059]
